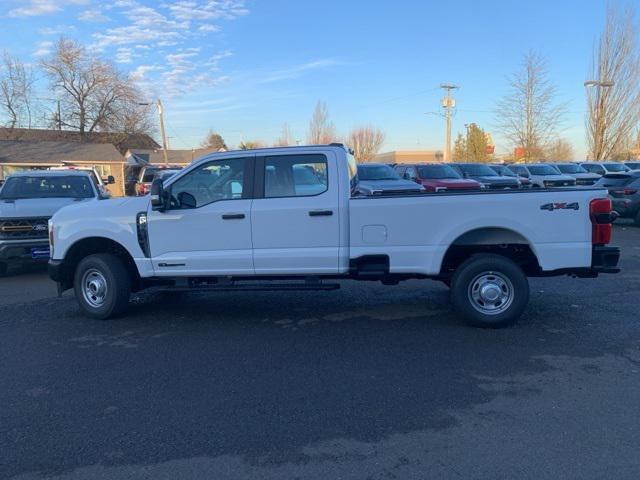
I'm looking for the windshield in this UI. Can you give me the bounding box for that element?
[528,165,561,176]
[626,163,640,170]
[604,163,630,172]
[456,164,498,176]
[418,165,461,179]
[0,175,94,199]
[556,164,587,174]
[490,165,516,177]
[357,164,401,181]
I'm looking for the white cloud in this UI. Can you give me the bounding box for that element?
[79,8,109,22]
[33,40,54,57]
[9,0,89,17]
[39,24,77,35]
[167,0,248,22]
[259,59,343,83]
[130,64,162,81]
[198,24,219,33]
[115,47,136,64]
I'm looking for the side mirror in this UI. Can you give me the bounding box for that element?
[106,175,116,185]
[462,172,469,178]
[177,191,197,209]
[150,178,166,211]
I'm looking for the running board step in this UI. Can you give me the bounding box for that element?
[167,282,341,292]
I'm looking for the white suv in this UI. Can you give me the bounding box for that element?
[508,164,576,188]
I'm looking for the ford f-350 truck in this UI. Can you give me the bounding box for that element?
[48,145,620,327]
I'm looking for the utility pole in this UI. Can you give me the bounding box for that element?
[57,100,62,130]
[139,99,170,165]
[440,83,459,163]
[156,99,169,165]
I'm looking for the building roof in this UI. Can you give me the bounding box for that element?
[127,147,218,165]
[7,169,92,178]
[0,128,160,154]
[0,140,124,165]
[375,150,444,163]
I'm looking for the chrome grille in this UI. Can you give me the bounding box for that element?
[0,217,50,240]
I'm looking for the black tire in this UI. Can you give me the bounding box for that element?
[74,254,131,319]
[0,262,7,277]
[450,254,529,328]
[634,210,640,227]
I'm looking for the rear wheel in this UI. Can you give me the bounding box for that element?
[0,262,7,277]
[74,254,131,319]
[450,254,529,328]
[634,210,640,227]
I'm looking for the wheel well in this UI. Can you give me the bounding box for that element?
[440,228,540,277]
[60,237,141,291]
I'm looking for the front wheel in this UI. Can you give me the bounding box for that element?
[74,254,131,319]
[450,254,529,328]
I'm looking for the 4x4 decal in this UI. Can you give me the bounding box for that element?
[540,202,580,211]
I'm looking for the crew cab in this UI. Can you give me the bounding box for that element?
[1,171,100,276]
[48,145,620,328]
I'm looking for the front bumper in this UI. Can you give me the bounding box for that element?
[48,259,65,282]
[0,239,50,264]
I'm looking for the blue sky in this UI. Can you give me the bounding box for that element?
[0,0,626,157]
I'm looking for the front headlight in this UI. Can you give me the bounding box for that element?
[48,219,54,256]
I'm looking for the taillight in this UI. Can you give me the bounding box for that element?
[590,198,613,245]
[621,189,637,196]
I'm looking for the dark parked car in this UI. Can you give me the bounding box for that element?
[450,163,521,189]
[136,165,183,196]
[580,162,630,176]
[595,171,640,225]
[489,164,532,188]
[355,163,424,195]
[394,163,481,192]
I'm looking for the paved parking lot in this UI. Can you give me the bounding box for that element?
[2,222,640,480]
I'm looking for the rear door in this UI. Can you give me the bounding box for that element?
[251,151,341,274]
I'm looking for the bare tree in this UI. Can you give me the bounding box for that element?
[274,123,293,146]
[586,5,640,160]
[495,52,566,162]
[201,130,228,150]
[307,101,337,145]
[544,138,575,161]
[0,52,35,128]
[40,38,148,135]
[238,140,265,150]
[347,126,385,162]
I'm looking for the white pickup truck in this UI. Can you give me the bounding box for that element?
[48,145,620,327]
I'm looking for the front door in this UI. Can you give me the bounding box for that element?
[146,155,254,276]
[251,152,341,274]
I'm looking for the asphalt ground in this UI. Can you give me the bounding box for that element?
[1,222,640,479]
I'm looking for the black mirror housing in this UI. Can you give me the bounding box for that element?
[106,175,116,184]
[150,178,166,211]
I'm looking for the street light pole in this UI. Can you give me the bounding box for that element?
[584,80,614,160]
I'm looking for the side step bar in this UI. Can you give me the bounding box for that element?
[165,279,341,292]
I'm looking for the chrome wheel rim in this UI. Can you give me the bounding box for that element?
[81,269,108,308]
[468,271,513,315]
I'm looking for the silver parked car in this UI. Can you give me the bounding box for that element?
[356,163,424,195]
[553,163,601,186]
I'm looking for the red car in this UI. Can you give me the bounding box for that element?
[395,163,482,192]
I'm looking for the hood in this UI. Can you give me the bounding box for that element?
[52,196,148,222]
[424,178,480,188]
[358,179,423,191]
[0,197,93,219]
[571,173,601,180]
[538,174,575,182]
[472,175,519,184]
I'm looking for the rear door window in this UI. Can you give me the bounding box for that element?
[264,154,328,198]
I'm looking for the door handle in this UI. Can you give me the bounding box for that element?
[308,210,333,217]
[222,213,245,220]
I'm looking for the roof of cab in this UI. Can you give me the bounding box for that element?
[190,144,350,167]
